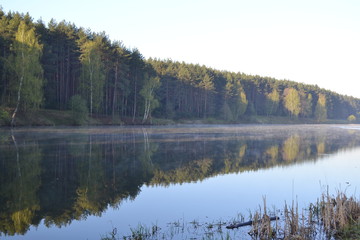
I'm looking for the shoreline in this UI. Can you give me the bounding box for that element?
[0,109,354,128]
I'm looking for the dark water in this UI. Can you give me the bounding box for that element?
[1,124,360,239]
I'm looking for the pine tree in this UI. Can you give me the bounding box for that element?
[200,73,214,118]
[224,73,247,120]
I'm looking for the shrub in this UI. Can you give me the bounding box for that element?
[68,95,88,125]
[347,114,356,122]
[0,108,10,126]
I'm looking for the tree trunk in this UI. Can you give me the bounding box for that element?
[112,65,118,117]
[11,51,25,127]
[1,46,7,104]
[89,57,93,115]
[132,73,137,123]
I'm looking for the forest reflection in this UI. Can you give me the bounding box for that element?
[1,125,360,236]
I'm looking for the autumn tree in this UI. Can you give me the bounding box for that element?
[283,87,300,118]
[347,114,356,122]
[265,88,280,116]
[314,93,327,122]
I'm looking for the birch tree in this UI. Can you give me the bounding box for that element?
[315,93,327,122]
[265,88,280,116]
[79,37,105,115]
[224,74,248,120]
[283,87,300,118]
[140,75,160,123]
[10,21,43,126]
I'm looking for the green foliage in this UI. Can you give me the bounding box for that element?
[315,93,327,122]
[12,21,44,108]
[336,222,360,240]
[265,88,280,115]
[140,75,161,123]
[221,101,234,121]
[283,88,301,118]
[300,92,313,118]
[79,37,106,115]
[223,73,248,120]
[0,108,10,125]
[68,95,88,125]
[237,91,248,116]
[348,114,356,122]
[8,20,44,126]
[0,10,360,124]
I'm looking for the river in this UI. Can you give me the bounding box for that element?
[1,124,359,239]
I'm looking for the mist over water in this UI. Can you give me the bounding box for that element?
[1,124,360,239]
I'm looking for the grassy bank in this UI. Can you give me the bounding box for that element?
[0,108,352,127]
[101,191,360,240]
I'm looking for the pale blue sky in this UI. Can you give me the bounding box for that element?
[2,0,360,97]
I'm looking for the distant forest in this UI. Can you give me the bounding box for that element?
[0,10,359,125]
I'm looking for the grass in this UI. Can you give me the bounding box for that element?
[100,191,360,240]
[2,109,75,126]
[2,107,354,127]
[336,222,360,239]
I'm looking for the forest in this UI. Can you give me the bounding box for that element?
[0,9,360,125]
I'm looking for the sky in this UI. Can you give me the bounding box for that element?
[2,0,360,98]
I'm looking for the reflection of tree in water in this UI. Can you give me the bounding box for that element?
[265,145,279,164]
[149,130,360,185]
[1,127,360,236]
[0,134,41,235]
[282,135,300,162]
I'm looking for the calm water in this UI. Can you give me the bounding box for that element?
[1,124,360,239]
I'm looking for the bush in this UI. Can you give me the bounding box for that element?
[68,95,88,125]
[0,108,10,126]
[348,114,356,122]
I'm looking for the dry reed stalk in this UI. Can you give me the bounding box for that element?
[318,190,360,237]
[246,191,360,240]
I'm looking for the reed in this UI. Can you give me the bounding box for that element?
[247,190,360,240]
[101,191,360,240]
[319,190,360,238]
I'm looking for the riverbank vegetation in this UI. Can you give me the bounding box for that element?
[1,9,360,126]
[101,191,360,240]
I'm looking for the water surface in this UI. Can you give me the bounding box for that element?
[1,124,360,239]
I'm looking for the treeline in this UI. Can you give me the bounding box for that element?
[0,9,359,125]
[149,58,360,122]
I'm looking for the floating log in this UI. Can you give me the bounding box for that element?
[226,216,279,229]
